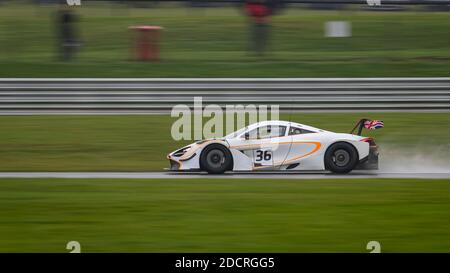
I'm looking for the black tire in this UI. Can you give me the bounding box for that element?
[324,142,359,174]
[200,144,233,174]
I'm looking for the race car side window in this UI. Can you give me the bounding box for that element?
[289,126,315,135]
[247,127,259,139]
[246,125,287,139]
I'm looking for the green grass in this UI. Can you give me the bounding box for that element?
[0,3,449,77]
[1,178,450,252]
[0,113,449,171]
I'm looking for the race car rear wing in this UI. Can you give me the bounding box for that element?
[350,119,384,136]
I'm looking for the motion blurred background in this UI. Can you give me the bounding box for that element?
[0,0,449,77]
[1,0,450,253]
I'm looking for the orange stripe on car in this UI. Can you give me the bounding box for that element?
[247,141,322,170]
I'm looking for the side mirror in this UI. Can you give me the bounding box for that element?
[244,132,250,140]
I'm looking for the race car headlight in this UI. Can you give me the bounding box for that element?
[173,145,192,157]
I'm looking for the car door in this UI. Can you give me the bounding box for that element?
[230,125,292,170]
[281,124,322,169]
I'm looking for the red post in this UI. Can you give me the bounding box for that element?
[129,26,163,61]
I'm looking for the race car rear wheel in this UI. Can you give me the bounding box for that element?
[325,142,358,174]
[200,144,233,174]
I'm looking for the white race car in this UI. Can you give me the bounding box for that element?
[167,119,379,174]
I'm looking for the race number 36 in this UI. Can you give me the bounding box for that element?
[254,150,272,165]
[255,150,272,161]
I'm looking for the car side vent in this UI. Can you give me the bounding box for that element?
[286,163,300,170]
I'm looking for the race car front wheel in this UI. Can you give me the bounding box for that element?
[200,144,233,174]
[325,142,358,174]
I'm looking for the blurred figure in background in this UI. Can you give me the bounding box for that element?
[244,0,273,56]
[56,1,81,61]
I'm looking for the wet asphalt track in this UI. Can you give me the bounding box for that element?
[0,171,450,179]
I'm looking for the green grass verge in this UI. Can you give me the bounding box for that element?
[0,3,449,76]
[0,113,449,171]
[1,178,450,252]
